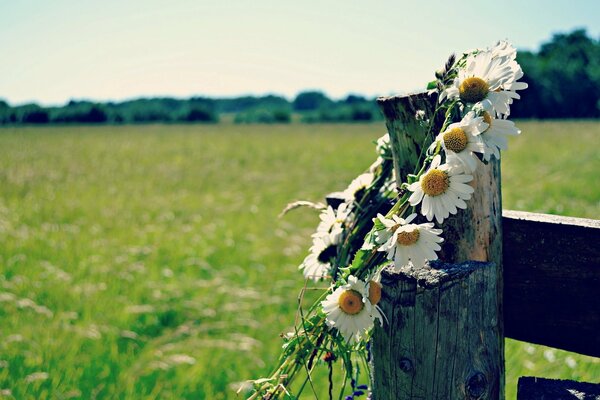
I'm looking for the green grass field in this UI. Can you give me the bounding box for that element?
[0,121,598,399]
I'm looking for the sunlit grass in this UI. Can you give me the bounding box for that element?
[0,122,598,399]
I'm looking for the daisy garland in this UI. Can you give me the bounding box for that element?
[248,40,527,400]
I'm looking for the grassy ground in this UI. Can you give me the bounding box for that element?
[0,121,598,399]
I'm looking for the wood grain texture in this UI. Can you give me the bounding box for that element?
[371,261,501,400]
[503,211,600,357]
[376,92,439,185]
[372,92,504,399]
[517,377,600,399]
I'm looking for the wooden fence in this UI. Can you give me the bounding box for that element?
[368,92,600,400]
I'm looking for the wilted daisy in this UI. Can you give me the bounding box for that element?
[322,275,383,343]
[480,111,521,161]
[431,111,486,173]
[343,173,374,203]
[408,155,474,224]
[300,235,337,281]
[441,49,527,117]
[375,213,443,269]
[314,203,351,245]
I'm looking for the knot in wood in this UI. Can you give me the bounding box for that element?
[399,357,413,373]
[465,372,487,399]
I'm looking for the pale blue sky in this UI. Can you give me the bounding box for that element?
[1,0,599,106]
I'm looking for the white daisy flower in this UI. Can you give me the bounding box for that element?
[375,213,443,269]
[300,235,336,281]
[408,155,474,224]
[314,203,351,245]
[322,275,383,343]
[431,111,487,173]
[441,49,527,117]
[480,111,521,161]
[343,172,374,202]
[489,40,517,60]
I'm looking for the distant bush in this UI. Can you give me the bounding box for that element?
[234,108,291,124]
[301,104,380,123]
[50,102,108,123]
[22,109,50,124]
[293,91,332,111]
[179,106,218,123]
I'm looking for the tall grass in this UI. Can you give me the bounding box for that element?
[0,122,598,399]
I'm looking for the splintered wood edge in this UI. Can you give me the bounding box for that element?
[380,260,495,288]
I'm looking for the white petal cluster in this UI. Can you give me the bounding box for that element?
[431,111,487,173]
[300,235,336,281]
[322,276,383,343]
[314,203,352,245]
[375,213,443,269]
[408,155,474,224]
[477,106,521,161]
[442,47,527,118]
[343,173,374,202]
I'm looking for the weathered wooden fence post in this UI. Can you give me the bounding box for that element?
[370,92,504,399]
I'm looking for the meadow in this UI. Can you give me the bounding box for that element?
[0,121,598,399]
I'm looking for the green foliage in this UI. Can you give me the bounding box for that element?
[293,91,332,111]
[513,29,600,118]
[0,122,598,399]
[234,108,291,124]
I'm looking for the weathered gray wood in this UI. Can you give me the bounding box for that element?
[503,210,600,357]
[371,261,501,400]
[372,92,504,399]
[377,92,439,185]
[517,377,600,399]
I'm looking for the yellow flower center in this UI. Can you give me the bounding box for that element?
[459,77,489,103]
[368,281,382,305]
[396,229,420,246]
[420,169,449,196]
[338,289,364,315]
[482,111,493,132]
[442,127,468,153]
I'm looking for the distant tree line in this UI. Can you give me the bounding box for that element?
[0,29,597,125]
[0,92,384,125]
[511,29,600,119]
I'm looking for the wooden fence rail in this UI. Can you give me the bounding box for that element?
[503,210,600,357]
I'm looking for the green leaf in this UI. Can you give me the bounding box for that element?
[349,249,371,272]
[426,80,437,90]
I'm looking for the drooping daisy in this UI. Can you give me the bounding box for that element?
[441,49,527,117]
[314,203,352,245]
[343,172,374,203]
[322,275,383,343]
[479,110,521,161]
[300,235,337,281]
[375,213,443,269]
[431,111,487,173]
[408,155,474,224]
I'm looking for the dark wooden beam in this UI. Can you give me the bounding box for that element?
[517,376,600,399]
[503,210,600,357]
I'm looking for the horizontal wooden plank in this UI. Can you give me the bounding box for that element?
[503,210,600,357]
[517,376,600,399]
